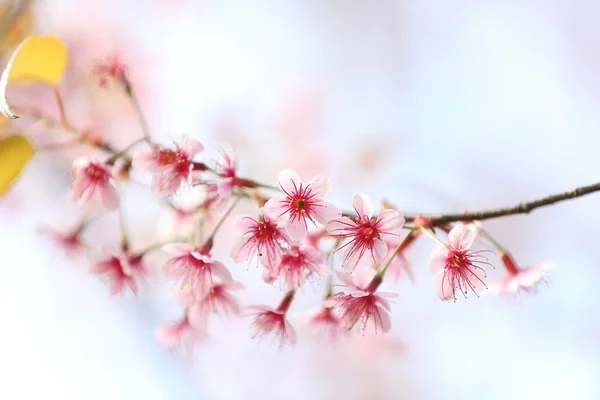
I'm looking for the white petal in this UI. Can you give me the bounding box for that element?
[278,169,301,194]
[376,209,405,233]
[308,175,331,197]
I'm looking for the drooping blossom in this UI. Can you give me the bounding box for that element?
[231,209,291,270]
[264,170,341,240]
[326,269,397,334]
[430,225,492,301]
[211,146,255,196]
[182,281,244,327]
[274,245,330,290]
[71,157,120,210]
[162,243,232,295]
[156,313,204,351]
[132,136,204,197]
[304,304,343,340]
[327,193,405,272]
[38,225,86,258]
[492,251,554,295]
[91,248,139,296]
[303,226,327,249]
[92,52,127,87]
[247,291,296,349]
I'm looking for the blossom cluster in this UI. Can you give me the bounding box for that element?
[25,54,554,351]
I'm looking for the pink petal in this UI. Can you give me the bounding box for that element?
[448,225,474,250]
[131,151,158,171]
[373,238,388,264]
[377,291,399,298]
[352,193,373,220]
[210,261,233,284]
[263,197,289,222]
[230,237,256,262]
[354,267,377,290]
[100,183,120,211]
[308,175,331,197]
[285,217,308,241]
[152,172,183,197]
[162,243,194,256]
[436,271,455,301]
[277,169,301,194]
[340,245,362,273]
[232,215,257,236]
[376,209,405,233]
[326,217,356,236]
[226,281,245,290]
[217,177,234,197]
[430,246,449,274]
[311,200,342,225]
[283,320,297,346]
[375,303,392,333]
[335,271,356,288]
[179,136,204,156]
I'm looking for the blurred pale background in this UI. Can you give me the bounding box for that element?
[1,1,599,399]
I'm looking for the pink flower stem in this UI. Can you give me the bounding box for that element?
[378,227,417,279]
[122,76,151,143]
[275,290,295,314]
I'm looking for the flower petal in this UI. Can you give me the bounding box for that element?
[263,197,289,222]
[179,136,204,156]
[376,209,405,233]
[430,246,449,274]
[278,169,301,194]
[100,183,120,211]
[354,267,377,290]
[210,261,233,284]
[326,217,356,236]
[308,175,331,197]
[311,200,342,225]
[436,271,455,301]
[373,238,388,264]
[352,193,373,220]
[285,217,308,240]
[162,243,193,256]
[448,225,474,250]
[232,215,257,236]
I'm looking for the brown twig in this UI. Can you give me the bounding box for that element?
[402,181,600,225]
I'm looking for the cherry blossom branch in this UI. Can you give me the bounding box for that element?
[402,180,600,225]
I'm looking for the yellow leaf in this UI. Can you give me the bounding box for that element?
[0,134,34,195]
[1,34,68,119]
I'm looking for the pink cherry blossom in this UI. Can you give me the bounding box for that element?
[274,245,330,290]
[71,157,120,210]
[430,225,492,301]
[38,225,86,258]
[93,53,127,87]
[91,248,138,296]
[231,209,291,270]
[492,251,554,295]
[327,269,397,334]
[212,146,238,196]
[247,305,297,349]
[247,291,296,348]
[162,243,232,295]
[304,304,343,340]
[187,281,244,327]
[156,313,204,351]
[327,193,405,272]
[132,136,204,197]
[264,169,341,240]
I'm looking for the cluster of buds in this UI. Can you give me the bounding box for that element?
[12,52,555,352]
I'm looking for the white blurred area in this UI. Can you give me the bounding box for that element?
[1,0,600,399]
